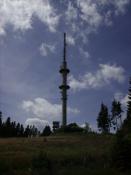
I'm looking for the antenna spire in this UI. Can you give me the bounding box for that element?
[63,33,66,62]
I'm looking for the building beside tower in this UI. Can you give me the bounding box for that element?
[59,33,70,127]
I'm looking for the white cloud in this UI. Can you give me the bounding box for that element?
[39,43,55,56]
[69,64,125,91]
[22,97,80,123]
[80,48,90,59]
[77,0,102,28]
[25,118,49,131]
[114,92,128,107]
[64,0,130,43]
[66,35,75,45]
[113,0,130,15]
[104,10,113,26]
[0,0,59,35]
[65,1,78,21]
[0,0,129,40]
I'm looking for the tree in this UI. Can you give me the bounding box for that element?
[127,77,131,120]
[97,103,110,133]
[16,123,21,137]
[41,126,52,136]
[121,77,131,134]
[0,111,2,127]
[111,99,123,131]
[6,117,11,127]
[20,124,24,137]
[4,117,11,137]
[0,111,2,137]
[117,101,123,127]
[0,111,40,138]
[112,78,131,170]
[24,125,30,137]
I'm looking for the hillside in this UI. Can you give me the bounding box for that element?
[0,134,130,175]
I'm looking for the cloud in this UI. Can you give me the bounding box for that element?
[39,43,55,56]
[64,0,129,42]
[65,1,78,22]
[112,0,130,15]
[77,0,102,28]
[25,118,49,131]
[66,35,75,45]
[114,92,128,107]
[80,48,90,59]
[69,64,125,91]
[22,97,80,123]
[0,0,59,35]
[0,0,129,37]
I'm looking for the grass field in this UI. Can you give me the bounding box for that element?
[0,133,130,175]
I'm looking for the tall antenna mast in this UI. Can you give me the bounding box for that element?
[63,33,66,62]
[59,33,70,127]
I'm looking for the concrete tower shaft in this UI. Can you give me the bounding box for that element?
[59,33,70,127]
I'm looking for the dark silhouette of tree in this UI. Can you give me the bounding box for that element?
[127,77,131,118]
[121,77,131,134]
[0,111,39,138]
[97,103,110,133]
[24,125,31,137]
[112,78,131,170]
[0,111,2,127]
[111,99,123,131]
[16,123,21,137]
[4,117,11,137]
[20,124,24,137]
[0,111,2,137]
[28,125,38,137]
[41,126,52,136]
[117,101,123,127]
[111,99,118,130]
[6,117,11,127]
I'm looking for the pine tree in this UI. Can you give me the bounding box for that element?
[111,99,118,130]
[111,99,123,131]
[127,77,131,119]
[42,126,52,136]
[6,117,11,127]
[0,111,2,137]
[20,124,24,137]
[122,77,131,133]
[117,101,123,127]
[0,111,2,127]
[97,103,110,133]
[16,123,21,137]
[24,125,30,137]
[112,78,131,170]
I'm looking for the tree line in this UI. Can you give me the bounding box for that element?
[0,113,52,137]
[97,99,123,133]
[97,77,131,170]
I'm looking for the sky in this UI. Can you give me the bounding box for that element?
[0,0,131,130]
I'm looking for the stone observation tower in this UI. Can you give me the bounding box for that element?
[59,33,70,127]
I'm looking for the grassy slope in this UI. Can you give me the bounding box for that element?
[0,134,129,175]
